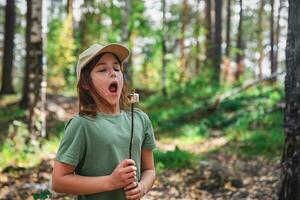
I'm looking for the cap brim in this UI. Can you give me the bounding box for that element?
[96,43,130,64]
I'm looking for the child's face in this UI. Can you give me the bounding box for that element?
[90,53,124,107]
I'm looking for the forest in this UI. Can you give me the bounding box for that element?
[0,0,299,199]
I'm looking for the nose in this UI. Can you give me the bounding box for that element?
[110,70,117,78]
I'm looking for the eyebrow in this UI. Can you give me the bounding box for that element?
[97,62,120,66]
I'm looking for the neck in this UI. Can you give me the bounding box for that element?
[97,105,121,115]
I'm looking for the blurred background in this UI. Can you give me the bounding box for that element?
[0,0,289,199]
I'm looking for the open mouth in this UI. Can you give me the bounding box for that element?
[108,81,118,93]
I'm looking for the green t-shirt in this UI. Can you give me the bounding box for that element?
[55,108,156,200]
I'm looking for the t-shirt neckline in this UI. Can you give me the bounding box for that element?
[96,109,125,118]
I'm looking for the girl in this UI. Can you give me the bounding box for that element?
[52,43,157,200]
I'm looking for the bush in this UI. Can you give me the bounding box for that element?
[154,146,198,173]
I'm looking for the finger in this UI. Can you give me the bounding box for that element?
[124,182,137,190]
[122,159,135,167]
[125,193,141,200]
[128,176,136,183]
[121,171,136,181]
[124,181,134,188]
[123,165,137,173]
[124,171,136,179]
[122,176,135,186]
[124,176,136,185]
[125,186,141,196]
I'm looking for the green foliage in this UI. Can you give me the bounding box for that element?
[0,120,61,172]
[143,74,284,159]
[154,146,199,172]
[140,71,218,136]
[33,190,51,200]
[0,120,36,170]
[47,15,76,92]
[206,84,284,130]
[198,119,210,136]
[207,84,285,158]
[240,130,283,157]
[0,105,25,122]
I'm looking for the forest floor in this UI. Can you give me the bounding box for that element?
[0,143,280,200]
[0,94,281,200]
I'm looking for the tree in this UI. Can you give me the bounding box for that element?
[179,0,188,82]
[274,0,284,81]
[258,0,265,80]
[214,0,222,85]
[1,0,16,94]
[278,0,300,199]
[67,0,73,14]
[205,0,213,64]
[223,0,232,84]
[20,0,44,136]
[47,0,76,91]
[194,0,202,75]
[162,0,167,96]
[235,0,244,81]
[78,0,97,52]
[121,0,133,86]
[269,0,276,81]
[225,0,231,58]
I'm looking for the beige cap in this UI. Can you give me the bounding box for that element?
[76,43,130,81]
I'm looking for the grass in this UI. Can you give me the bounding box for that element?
[0,104,25,122]
[0,132,60,172]
[159,134,205,144]
[154,146,203,174]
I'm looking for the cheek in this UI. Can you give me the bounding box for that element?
[118,74,124,86]
[91,76,106,93]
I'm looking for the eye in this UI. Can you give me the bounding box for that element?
[98,69,106,72]
[114,66,121,71]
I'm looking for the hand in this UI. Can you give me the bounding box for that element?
[124,181,146,200]
[109,159,137,190]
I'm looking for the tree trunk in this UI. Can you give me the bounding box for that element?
[78,0,95,52]
[214,0,222,85]
[223,0,231,84]
[20,0,43,136]
[274,0,284,81]
[225,0,231,58]
[41,0,48,137]
[162,0,167,96]
[270,0,276,82]
[1,0,16,94]
[195,0,201,75]
[205,0,213,65]
[67,0,73,14]
[278,0,300,199]
[121,0,133,86]
[235,0,244,81]
[179,0,188,82]
[258,0,265,80]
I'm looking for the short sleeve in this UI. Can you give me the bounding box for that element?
[55,116,86,166]
[142,113,157,149]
